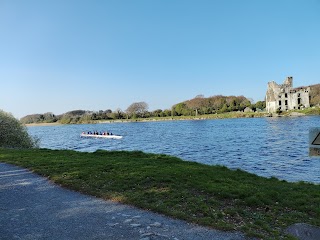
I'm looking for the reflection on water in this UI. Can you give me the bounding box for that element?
[28,116,320,183]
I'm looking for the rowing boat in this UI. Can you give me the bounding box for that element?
[80,133,123,139]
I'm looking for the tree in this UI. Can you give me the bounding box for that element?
[0,110,39,148]
[113,108,124,119]
[20,112,57,124]
[172,103,188,116]
[163,109,172,117]
[125,102,149,118]
[239,99,251,111]
[254,101,266,110]
[104,109,113,119]
[59,114,72,124]
[185,95,205,116]
[210,95,226,111]
[172,102,189,116]
[195,94,204,99]
[64,110,87,116]
[152,109,163,117]
[219,104,228,113]
[20,114,42,124]
[42,112,57,123]
[78,114,93,123]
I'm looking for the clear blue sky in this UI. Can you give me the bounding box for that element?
[1,0,319,118]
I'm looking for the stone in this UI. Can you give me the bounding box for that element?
[289,112,305,116]
[285,223,320,240]
[107,223,119,227]
[150,222,162,227]
[243,107,253,113]
[140,233,155,237]
[130,223,142,227]
[121,214,131,217]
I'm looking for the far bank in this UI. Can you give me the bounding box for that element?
[25,107,320,126]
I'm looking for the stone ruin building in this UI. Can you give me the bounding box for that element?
[266,77,310,113]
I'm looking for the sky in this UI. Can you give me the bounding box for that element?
[1,0,320,119]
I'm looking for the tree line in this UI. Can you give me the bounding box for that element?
[173,95,265,116]
[20,94,267,124]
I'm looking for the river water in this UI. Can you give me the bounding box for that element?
[28,116,320,184]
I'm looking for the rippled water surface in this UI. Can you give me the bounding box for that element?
[28,117,320,183]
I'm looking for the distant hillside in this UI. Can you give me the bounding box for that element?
[20,110,91,124]
[20,95,265,124]
[20,112,58,124]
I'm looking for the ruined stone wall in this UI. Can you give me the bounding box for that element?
[266,81,280,113]
[265,77,310,113]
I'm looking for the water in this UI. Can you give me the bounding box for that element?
[28,117,320,184]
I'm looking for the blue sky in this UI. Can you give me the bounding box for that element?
[1,0,319,118]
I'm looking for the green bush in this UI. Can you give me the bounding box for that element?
[0,110,39,148]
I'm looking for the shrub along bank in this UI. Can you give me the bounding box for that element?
[0,110,39,148]
[0,148,319,239]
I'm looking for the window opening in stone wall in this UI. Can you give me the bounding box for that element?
[298,93,300,97]
[285,100,288,105]
[279,100,281,105]
[285,93,288,98]
[298,98,301,105]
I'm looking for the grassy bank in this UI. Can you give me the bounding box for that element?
[94,112,266,124]
[25,112,266,126]
[130,111,266,122]
[1,148,319,239]
[290,107,320,115]
[24,108,320,126]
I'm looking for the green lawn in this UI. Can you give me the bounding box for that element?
[1,148,319,239]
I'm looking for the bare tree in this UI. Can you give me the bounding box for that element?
[126,102,149,118]
[114,108,124,119]
[195,94,204,99]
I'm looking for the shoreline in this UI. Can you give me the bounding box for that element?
[25,122,62,127]
[24,110,316,126]
[25,112,267,126]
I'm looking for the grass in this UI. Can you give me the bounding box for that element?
[277,107,320,117]
[98,111,266,124]
[292,107,320,115]
[1,148,319,239]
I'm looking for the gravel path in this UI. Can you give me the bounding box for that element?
[0,163,249,240]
